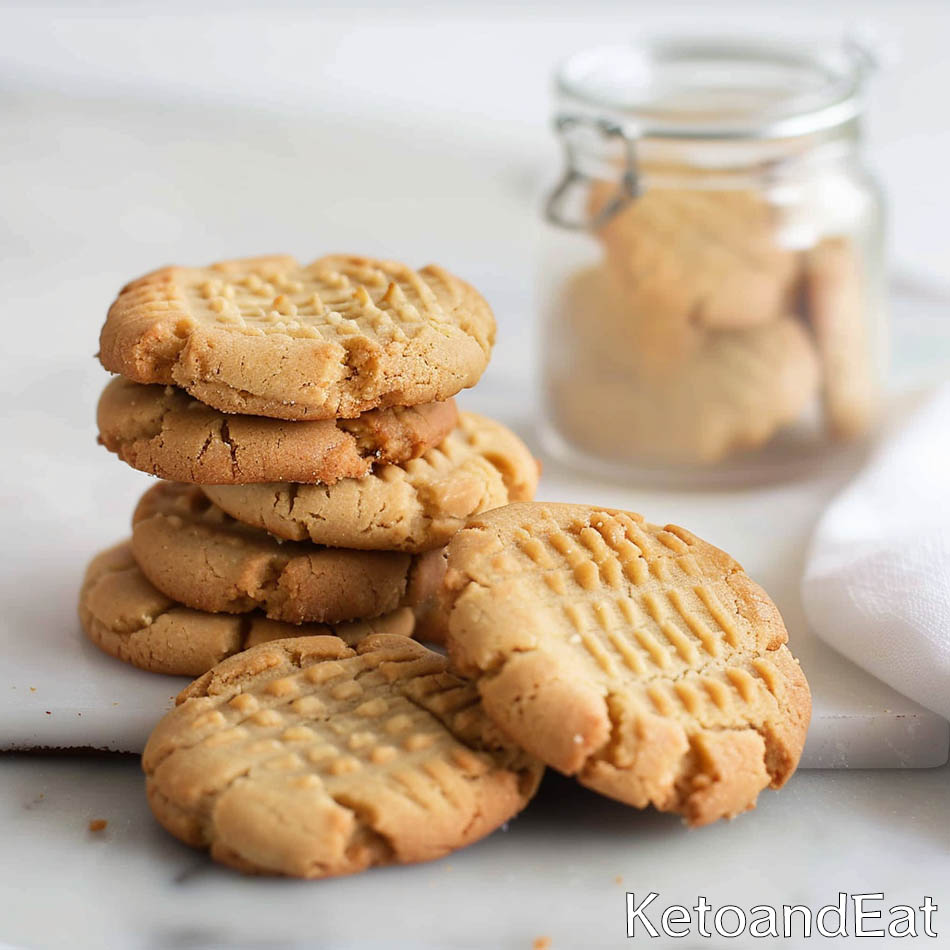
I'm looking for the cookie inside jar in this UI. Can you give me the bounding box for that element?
[540,38,886,483]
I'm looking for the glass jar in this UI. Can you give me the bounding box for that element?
[539,36,886,484]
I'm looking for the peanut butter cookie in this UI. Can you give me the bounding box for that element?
[131,482,446,627]
[97,377,458,485]
[99,254,495,420]
[547,267,820,464]
[142,634,543,876]
[203,413,539,553]
[803,237,877,440]
[591,186,797,336]
[79,542,417,677]
[443,503,811,826]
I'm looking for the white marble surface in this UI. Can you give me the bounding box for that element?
[0,752,948,950]
[1,4,949,947]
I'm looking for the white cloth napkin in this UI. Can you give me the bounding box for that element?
[802,385,950,721]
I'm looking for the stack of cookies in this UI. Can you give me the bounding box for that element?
[547,183,875,466]
[79,251,812,881]
[82,253,538,677]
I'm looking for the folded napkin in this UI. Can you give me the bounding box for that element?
[802,385,950,721]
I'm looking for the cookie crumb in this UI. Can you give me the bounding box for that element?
[29,686,36,692]
[614,875,623,885]
[532,938,551,950]
[88,819,108,832]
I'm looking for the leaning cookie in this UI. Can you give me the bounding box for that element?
[131,482,447,627]
[142,634,543,877]
[203,412,540,553]
[803,237,877,440]
[97,377,459,485]
[443,503,811,827]
[99,254,495,421]
[79,541,417,676]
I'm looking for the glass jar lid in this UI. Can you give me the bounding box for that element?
[556,35,875,140]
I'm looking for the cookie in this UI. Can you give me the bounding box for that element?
[99,254,495,421]
[402,546,450,645]
[549,263,699,374]
[97,377,459,485]
[546,268,820,464]
[131,482,446,627]
[803,237,877,440]
[203,412,540,553]
[79,541,417,677]
[142,634,543,877]
[591,185,797,336]
[443,503,811,826]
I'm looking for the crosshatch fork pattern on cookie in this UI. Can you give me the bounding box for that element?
[143,636,542,876]
[443,502,809,826]
[135,256,485,342]
[508,508,790,720]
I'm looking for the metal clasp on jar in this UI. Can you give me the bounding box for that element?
[545,115,639,231]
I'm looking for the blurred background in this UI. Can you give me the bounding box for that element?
[1,0,948,561]
[2,0,948,398]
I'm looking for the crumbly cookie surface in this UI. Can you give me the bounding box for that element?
[99,254,495,420]
[97,377,458,485]
[131,482,446,625]
[142,634,542,877]
[79,542,417,676]
[444,503,811,826]
[203,413,539,553]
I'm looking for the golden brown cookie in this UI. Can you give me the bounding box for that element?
[142,634,543,877]
[546,267,820,464]
[99,254,495,420]
[131,482,447,627]
[203,412,540,553]
[803,237,877,440]
[79,541,417,677]
[443,503,811,827]
[97,377,459,485]
[550,261,699,373]
[591,186,798,337]
[402,547,450,645]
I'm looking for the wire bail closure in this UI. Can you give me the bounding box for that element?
[545,115,639,231]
